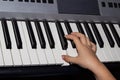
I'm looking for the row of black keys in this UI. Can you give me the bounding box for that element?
[1,19,120,50]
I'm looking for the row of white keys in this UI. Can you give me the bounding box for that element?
[114,24,120,58]
[61,22,77,57]
[88,23,107,62]
[96,24,116,62]
[31,22,48,65]
[81,23,108,62]
[48,22,65,65]
[17,21,31,65]
[0,21,13,66]
[21,21,40,65]
[114,24,120,56]
[0,38,4,66]
[7,21,22,65]
[106,24,120,61]
[114,24,120,38]
[40,22,56,65]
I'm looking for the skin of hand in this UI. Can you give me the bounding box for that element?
[62,32,116,80]
[62,32,98,69]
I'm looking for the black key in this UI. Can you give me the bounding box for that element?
[64,21,72,34]
[90,23,104,48]
[108,23,120,47]
[34,20,46,49]
[1,19,12,49]
[64,21,76,48]
[25,20,37,49]
[101,23,115,47]
[43,20,55,48]
[82,22,96,44]
[55,21,68,50]
[76,21,85,34]
[12,19,22,49]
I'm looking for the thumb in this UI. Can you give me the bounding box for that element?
[62,55,77,64]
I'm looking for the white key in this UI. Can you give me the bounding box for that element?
[0,41,4,66]
[69,23,79,32]
[49,22,66,65]
[88,23,107,62]
[114,24,120,38]
[61,22,77,57]
[31,22,48,65]
[80,23,90,40]
[69,23,80,56]
[106,24,120,61]
[21,21,39,65]
[40,22,56,64]
[17,21,31,65]
[96,24,115,62]
[96,41,105,62]
[0,21,13,66]
[7,21,22,65]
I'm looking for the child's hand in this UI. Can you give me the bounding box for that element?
[62,32,116,80]
[62,32,99,69]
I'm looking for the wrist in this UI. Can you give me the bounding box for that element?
[87,60,102,72]
[88,62,116,80]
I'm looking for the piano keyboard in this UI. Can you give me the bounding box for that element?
[0,19,120,66]
[0,0,120,79]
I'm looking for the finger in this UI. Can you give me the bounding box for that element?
[86,37,91,46]
[62,55,78,64]
[71,32,87,45]
[91,42,97,53]
[65,34,83,50]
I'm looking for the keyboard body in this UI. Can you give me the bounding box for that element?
[0,0,120,80]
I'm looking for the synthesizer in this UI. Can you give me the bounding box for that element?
[0,0,120,80]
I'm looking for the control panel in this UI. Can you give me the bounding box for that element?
[0,0,120,17]
[98,0,120,17]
